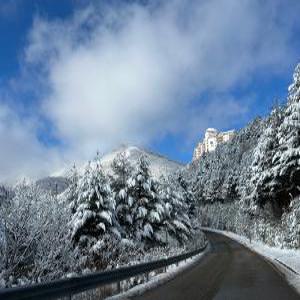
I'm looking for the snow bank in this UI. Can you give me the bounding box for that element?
[106,243,209,300]
[204,228,300,294]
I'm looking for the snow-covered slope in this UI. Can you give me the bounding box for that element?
[101,146,183,178]
[42,146,183,193]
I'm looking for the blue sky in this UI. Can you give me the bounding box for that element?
[0,0,299,181]
[0,1,71,76]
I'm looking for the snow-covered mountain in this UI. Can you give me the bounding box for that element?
[59,145,183,179]
[39,146,184,193]
[101,146,184,178]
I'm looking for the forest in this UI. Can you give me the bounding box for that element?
[0,152,202,287]
[187,63,300,249]
[0,63,299,288]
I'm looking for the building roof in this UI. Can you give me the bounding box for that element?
[206,128,218,132]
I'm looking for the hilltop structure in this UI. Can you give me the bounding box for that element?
[193,128,235,161]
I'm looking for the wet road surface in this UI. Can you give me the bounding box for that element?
[132,232,300,300]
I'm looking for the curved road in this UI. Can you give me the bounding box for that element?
[133,232,300,300]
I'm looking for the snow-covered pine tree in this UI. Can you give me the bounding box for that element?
[110,151,134,235]
[245,106,284,215]
[69,154,118,252]
[126,155,165,244]
[159,175,192,243]
[261,64,300,213]
[176,171,196,218]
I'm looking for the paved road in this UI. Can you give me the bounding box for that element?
[132,232,300,300]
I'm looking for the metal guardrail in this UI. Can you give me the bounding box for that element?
[0,243,207,300]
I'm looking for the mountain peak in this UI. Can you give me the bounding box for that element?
[101,145,183,178]
[51,145,183,182]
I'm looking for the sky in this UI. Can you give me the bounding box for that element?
[0,0,300,182]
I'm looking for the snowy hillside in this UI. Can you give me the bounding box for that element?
[40,146,183,194]
[54,146,183,179]
[100,146,183,179]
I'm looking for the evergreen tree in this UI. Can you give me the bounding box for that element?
[159,176,192,243]
[110,151,134,236]
[69,155,117,246]
[186,63,300,249]
[282,198,300,248]
[127,155,165,243]
[259,64,300,212]
[176,171,196,218]
[246,106,284,214]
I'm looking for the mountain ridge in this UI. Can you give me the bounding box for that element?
[38,145,184,193]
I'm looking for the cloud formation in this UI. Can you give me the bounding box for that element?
[0,103,63,182]
[0,0,299,181]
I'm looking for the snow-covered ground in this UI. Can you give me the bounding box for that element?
[106,243,209,300]
[204,228,300,293]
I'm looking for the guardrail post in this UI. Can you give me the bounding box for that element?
[117,280,121,293]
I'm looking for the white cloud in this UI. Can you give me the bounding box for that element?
[0,0,299,181]
[0,103,63,182]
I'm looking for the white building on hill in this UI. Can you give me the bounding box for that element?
[193,128,235,161]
